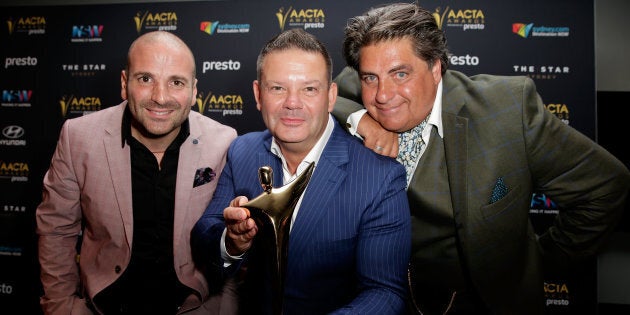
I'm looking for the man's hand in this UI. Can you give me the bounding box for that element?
[224,196,258,256]
[357,113,399,158]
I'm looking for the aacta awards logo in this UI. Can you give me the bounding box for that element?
[59,95,102,117]
[196,91,243,116]
[544,281,571,308]
[545,103,570,125]
[0,159,29,182]
[432,6,485,31]
[276,6,324,31]
[432,6,449,29]
[134,10,177,33]
[6,16,46,35]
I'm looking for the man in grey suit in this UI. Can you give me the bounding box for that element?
[332,3,630,314]
[36,31,237,314]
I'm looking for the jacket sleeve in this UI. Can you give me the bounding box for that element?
[521,77,630,260]
[335,162,411,314]
[36,120,92,315]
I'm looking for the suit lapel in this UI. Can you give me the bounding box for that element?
[442,113,468,222]
[289,126,348,255]
[173,118,202,248]
[442,71,469,237]
[103,107,134,245]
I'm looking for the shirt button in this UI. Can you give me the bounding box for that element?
[115,265,121,273]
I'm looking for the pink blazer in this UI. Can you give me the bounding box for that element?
[36,102,237,314]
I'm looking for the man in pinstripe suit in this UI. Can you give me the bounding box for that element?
[191,29,411,314]
[332,3,630,314]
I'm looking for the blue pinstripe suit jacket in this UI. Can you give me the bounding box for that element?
[192,119,411,315]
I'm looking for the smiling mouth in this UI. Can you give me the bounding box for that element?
[281,117,305,125]
[374,103,401,115]
[147,108,173,117]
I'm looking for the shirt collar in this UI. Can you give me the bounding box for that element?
[429,79,444,138]
[270,114,334,180]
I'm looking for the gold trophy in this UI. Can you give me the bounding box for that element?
[243,162,315,315]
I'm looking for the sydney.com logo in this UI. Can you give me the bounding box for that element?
[512,23,569,38]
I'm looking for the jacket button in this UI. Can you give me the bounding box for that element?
[115,265,121,273]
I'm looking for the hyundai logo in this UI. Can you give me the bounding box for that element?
[2,125,25,139]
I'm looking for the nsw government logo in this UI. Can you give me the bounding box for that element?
[530,192,558,215]
[71,25,104,43]
[1,90,32,107]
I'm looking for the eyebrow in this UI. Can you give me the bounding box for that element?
[263,79,323,86]
[359,64,412,76]
[132,71,190,84]
[170,75,190,84]
[388,64,412,75]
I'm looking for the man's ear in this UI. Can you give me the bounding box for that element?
[120,70,128,100]
[253,80,262,111]
[431,60,442,84]
[327,82,338,113]
[190,78,198,106]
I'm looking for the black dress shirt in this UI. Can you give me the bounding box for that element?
[93,108,193,314]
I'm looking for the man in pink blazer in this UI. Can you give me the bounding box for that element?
[36,31,236,314]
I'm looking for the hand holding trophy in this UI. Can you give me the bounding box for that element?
[243,162,315,315]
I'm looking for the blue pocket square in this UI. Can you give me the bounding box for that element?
[193,167,216,187]
[490,177,508,204]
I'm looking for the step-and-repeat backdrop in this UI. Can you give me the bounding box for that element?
[0,0,595,313]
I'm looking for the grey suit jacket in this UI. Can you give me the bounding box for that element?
[333,66,630,314]
[36,102,237,315]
